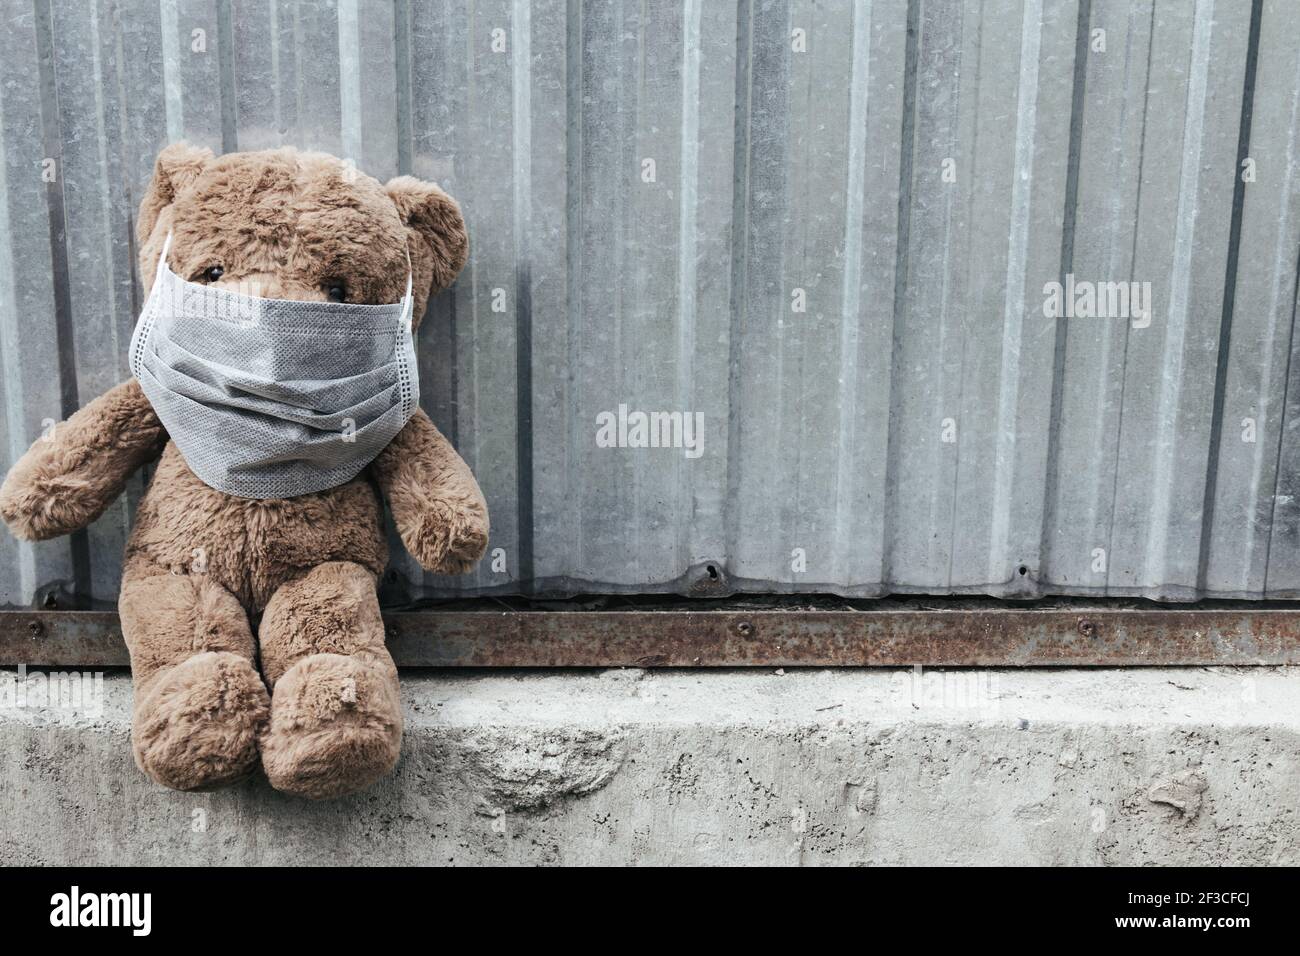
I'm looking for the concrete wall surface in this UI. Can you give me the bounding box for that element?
[1,667,1297,866]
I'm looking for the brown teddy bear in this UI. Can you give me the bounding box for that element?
[0,143,488,799]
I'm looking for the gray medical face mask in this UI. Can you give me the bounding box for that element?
[129,234,419,499]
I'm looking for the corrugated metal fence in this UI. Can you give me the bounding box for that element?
[1,0,1298,607]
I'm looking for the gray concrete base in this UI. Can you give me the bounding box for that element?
[1,667,1297,865]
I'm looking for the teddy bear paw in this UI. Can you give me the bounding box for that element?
[405,499,488,575]
[260,653,403,799]
[132,651,270,792]
[0,472,82,542]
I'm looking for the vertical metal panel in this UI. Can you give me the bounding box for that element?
[0,0,1297,607]
[1044,0,1147,597]
[525,0,578,594]
[403,0,522,598]
[228,0,279,152]
[1108,0,1246,600]
[48,0,140,604]
[0,1,76,607]
[1210,0,1300,596]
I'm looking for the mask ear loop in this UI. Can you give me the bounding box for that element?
[132,232,176,379]
[155,233,174,291]
[402,241,415,333]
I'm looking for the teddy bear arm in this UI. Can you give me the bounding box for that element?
[369,408,488,574]
[0,379,167,541]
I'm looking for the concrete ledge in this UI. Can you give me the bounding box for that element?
[1,667,1297,865]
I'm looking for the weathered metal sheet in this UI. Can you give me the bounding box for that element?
[0,0,1297,608]
[6,604,1300,667]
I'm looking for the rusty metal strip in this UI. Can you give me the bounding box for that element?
[2,606,1300,667]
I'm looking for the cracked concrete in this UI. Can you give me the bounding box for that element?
[0,667,1297,865]
[1146,769,1209,824]
[461,728,625,816]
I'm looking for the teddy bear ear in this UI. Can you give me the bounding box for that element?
[385,176,469,294]
[136,141,214,247]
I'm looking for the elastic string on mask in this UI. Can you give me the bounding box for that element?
[402,241,415,332]
[397,239,413,335]
[156,233,174,289]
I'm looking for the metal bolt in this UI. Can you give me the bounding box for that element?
[28,620,44,637]
[736,621,754,637]
[1077,619,1096,638]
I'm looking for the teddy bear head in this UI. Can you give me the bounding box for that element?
[135,142,467,328]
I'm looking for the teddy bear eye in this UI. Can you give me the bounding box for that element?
[202,265,224,282]
[325,281,348,303]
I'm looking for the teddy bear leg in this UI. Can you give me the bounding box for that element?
[119,559,270,791]
[257,561,402,799]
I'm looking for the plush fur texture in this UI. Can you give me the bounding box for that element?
[0,144,487,799]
